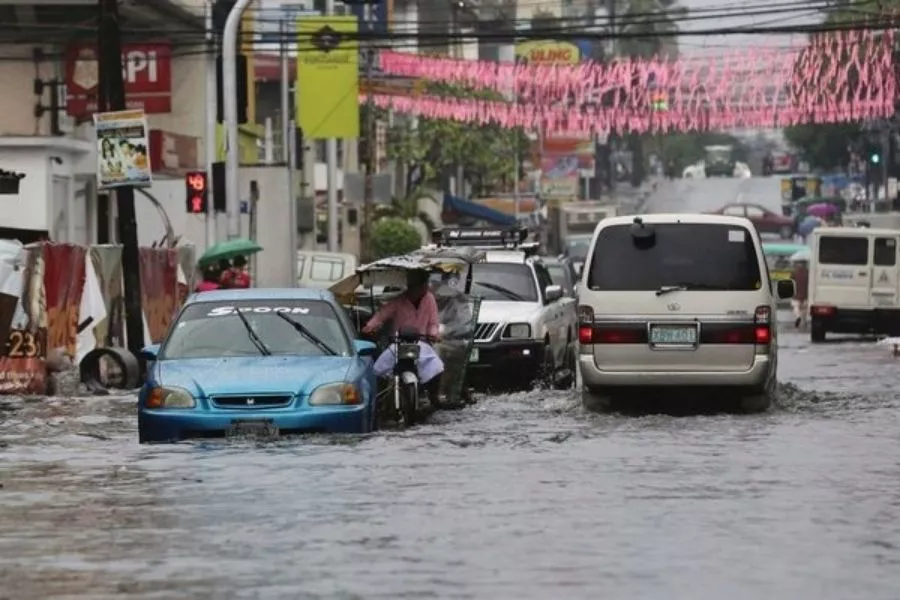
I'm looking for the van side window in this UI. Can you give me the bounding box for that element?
[818,237,868,265]
[310,257,345,281]
[874,238,897,266]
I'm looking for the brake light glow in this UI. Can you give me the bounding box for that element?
[811,305,835,316]
[754,326,771,344]
[595,328,644,344]
[578,325,593,345]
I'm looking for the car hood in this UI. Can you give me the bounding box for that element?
[154,356,357,397]
[478,300,542,324]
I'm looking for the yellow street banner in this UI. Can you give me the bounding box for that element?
[296,16,360,139]
[216,123,264,165]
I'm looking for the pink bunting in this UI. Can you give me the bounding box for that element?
[374,30,896,134]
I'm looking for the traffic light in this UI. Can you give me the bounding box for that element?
[185,171,209,214]
[871,152,881,164]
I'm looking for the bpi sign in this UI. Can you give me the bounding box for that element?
[65,43,172,118]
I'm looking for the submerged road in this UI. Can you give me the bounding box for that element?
[2,177,900,599]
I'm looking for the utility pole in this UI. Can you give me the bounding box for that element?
[205,0,218,249]
[223,0,253,240]
[325,0,339,252]
[361,3,376,262]
[97,0,144,359]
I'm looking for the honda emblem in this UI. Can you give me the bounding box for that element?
[667,302,681,311]
[246,398,255,405]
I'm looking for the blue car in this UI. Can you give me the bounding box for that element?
[137,288,378,443]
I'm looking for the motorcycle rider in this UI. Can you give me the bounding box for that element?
[362,270,443,404]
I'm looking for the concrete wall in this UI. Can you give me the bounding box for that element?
[135,167,298,288]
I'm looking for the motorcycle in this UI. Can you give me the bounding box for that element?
[391,328,426,426]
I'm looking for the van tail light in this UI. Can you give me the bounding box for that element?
[702,307,771,348]
[811,304,835,317]
[578,305,595,344]
[754,305,772,351]
[581,324,647,345]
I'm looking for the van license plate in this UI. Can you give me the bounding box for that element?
[649,325,698,345]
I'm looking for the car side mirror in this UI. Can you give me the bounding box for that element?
[353,339,377,357]
[776,279,796,300]
[140,344,160,361]
[545,285,563,303]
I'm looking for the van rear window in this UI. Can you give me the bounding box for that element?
[818,236,868,265]
[587,223,762,291]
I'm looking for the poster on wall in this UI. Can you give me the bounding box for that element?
[94,109,153,189]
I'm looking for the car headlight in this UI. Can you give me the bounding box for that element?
[145,386,195,409]
[309,383,360,406]
[504,323,532,339]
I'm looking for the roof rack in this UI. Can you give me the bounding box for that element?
[430,226,539,254]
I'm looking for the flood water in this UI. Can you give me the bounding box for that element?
[2,326,900,599]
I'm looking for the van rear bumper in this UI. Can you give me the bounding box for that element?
[813,307,900,335]
[578,354,771,388]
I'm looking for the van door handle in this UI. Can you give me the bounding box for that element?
[859,270,868,276]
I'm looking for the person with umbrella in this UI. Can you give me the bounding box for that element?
[220,255,251,289]
[194,264,223,293]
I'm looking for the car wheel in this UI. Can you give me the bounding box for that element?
[553,337,577,390]
[779,226,793,240]
[811,319,826,343]
[739,393,771,414]
[539,341,555,388]
[582,386,612,412]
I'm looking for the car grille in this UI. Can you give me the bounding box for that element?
[474,322,500,341]
[209,394,293,409]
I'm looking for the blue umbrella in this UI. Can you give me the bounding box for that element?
[798,215,823,238]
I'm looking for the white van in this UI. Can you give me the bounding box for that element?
[808,227,900,342]
[577,214,794,413]
[296,251,357,289]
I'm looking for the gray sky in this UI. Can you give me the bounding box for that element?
[677,0,826,56]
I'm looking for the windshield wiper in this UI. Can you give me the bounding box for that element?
[275,311,339,356]
[656,282,729,296]
[232,308,271,355]
[475,281,527,301]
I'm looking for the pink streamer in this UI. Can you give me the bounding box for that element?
[375,30,896,134]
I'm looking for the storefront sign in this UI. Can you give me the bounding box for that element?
[95,110,153,189]
[65,43,172,117]
[514,40,580,65]
[540,155,579,197]
[149,130,199,176]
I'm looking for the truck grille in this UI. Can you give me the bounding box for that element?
[209,394,293,409]
[474,322,500,341]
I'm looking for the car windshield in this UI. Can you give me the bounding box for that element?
[546,264,569,288]
[705,146,733,163]
[459,263,538,302]
[161,299,352,359]
[587,223,762,291]
[565,236,592,260]
[765,254,792,271]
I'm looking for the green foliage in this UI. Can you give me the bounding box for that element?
[617,0,687,59]
[387,84,526,197]
[373,191,437,231]
[783,122,861,170]
[371,218,422,260]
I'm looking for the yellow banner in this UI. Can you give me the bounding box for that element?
[296,16,360,139]
[515,40,580,65]
[216,123,264,165]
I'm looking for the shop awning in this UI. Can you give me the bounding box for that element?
[442,194,516,226]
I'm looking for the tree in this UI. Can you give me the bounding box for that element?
[373,190,438,232]
[371,218,422,260]
[616,0,688,60]
[781,0,886,170]
[387,84,527,197]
